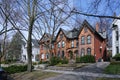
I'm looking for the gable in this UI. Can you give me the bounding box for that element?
[56,30,66,42]
[40,33,50,42]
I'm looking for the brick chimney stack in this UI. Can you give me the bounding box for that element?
[96,22,99,32]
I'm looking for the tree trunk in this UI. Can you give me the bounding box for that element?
[27,26,33,72]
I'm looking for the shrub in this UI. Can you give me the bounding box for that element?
[60,57,68,64]
[76,57,80,63]
[3,65,34,74]
[113,54,120,61]
[50,57,61,66]
[38,61,49,64]
[79,55,95,63]
[110,61,120,65]
[33,62,37,65]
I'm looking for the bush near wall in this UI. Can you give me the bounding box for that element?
[50,57,61,66]
[3,65,34,74]
[60,57,68,64]
[50,57,69,66]
[113,54,120,61]
[76,55,95,63]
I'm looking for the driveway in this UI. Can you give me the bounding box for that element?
[44,62,120,80]
[74,62,110,73]
[44,74,96,80]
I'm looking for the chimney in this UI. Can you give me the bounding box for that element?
[113,12,116,21]
[95,22,99,32]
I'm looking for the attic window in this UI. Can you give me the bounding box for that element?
[84,27,87,33]
[60,34,63,39]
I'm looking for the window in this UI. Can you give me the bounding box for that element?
[57,51,60,57]
[46,53,49,59]
[81,36,85,45]
[60,34,63,39]
[87,48,91,55]
[62,51,64,58]
[116,47,119,54]
[84,27,87,32]
[87,35,91,44]
[62,41,65,48]
[52,44,54,49]
[116,31,119,41]
[41,54,45,59]
[58,42,60,48]
[71,40,74,48]
[81,48,85,56]
[76,40,79,48]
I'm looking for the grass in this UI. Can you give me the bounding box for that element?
[104,62,120,74]
[97,78,120,80]
[10,70,59,80]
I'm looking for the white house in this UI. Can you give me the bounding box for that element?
[21,39,40,63]
[112,17,120,57]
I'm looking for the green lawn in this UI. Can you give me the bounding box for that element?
[97,78,120,80]
[104,62,120,74]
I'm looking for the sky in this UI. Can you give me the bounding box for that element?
[0,0,120,40]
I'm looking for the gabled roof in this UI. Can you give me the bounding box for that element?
[39,33,56,43]
[55,28,79,41]
[39,33,51,42]
[78,20,106,40]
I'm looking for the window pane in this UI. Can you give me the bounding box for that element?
[87,35,91,44]
[62,41,65,48]
[87,48,91,55]
[58,42,60,48]
[81,36,85,45]
[62,51,64,58]
[57,51,60,57]
[71,40,74,47]
[81,48,85,56]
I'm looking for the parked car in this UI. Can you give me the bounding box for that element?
[0,67,8,80]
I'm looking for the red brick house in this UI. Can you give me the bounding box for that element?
[39,33,56,61]
[39,20,107,61]
[78,20,107,61]
[55,28,79,59]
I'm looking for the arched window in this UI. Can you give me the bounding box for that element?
[81,48,85,56]
[62,51,64,58]
[57,51,60,57]
[87,48,91,55]
[87,35,91,44]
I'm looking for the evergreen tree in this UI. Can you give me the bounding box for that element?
[7,32,23,61]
